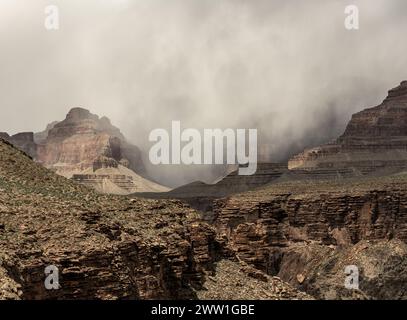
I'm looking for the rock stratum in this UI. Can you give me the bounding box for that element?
[0,138,309,300]
[288,81,407,174]
[211,175,407,299]
[1,108,168,195]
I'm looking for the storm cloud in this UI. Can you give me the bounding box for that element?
[1,0,406,186]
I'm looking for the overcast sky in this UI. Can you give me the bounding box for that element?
[1,0,406,184]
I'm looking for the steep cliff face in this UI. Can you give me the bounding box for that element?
[342,81,407,138]
[37,108,138,174]
[289,81,407,174]
[211,175,407,299]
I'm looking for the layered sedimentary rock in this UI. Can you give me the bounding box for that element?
[289,81,407,174]
[36,108,137,174]
[140,81,407,299]
[0,138,307,300]
[165,80,407,200]
[5,107,167,194]
[72,156,168,194]
[211,175,407,299]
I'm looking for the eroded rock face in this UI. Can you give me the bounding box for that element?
[0,139,306,300]
[3,107,167,194]
[289,81,407,174]
[211,176,407,299]
[36,108,135,173]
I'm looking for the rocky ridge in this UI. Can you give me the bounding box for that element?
[210,174,407,299]
[0,138,307,300]
[289,81,407,174]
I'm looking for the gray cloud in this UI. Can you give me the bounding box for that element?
[0,0,406,186]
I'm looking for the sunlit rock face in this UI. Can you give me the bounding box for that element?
[36,108,127,173]
[3,107,167,194]
[36,107,168,193]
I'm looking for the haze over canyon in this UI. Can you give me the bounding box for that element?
[1,0,407,303]
[2,0,407,185]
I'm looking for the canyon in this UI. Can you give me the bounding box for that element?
[141,81,407,299]
[210,175,407,299]
[1,81,407,300]
[0,137,309,300]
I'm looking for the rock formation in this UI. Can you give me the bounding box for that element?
[2,108,168,194]
[0,138,308,300]
[160,79,407,201]
[289,81,407,174]
[36,108,139,174]
[210,174,407,299]
[139,163,291,216]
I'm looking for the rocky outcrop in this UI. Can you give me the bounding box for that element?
[36,108,138,174]
[0,138,307,300]
[211,175,407,299]
[0,265,21,300]
[196,259,311,300]
[289,81,407,174]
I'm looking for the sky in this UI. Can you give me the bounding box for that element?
[1,0,406,185]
